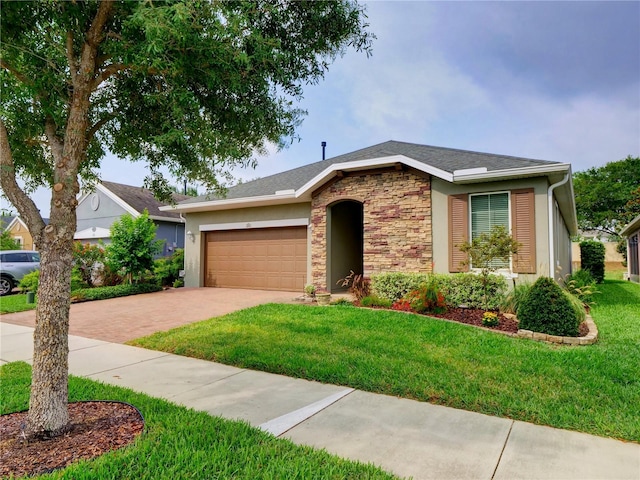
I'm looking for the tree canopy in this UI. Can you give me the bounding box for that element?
[0,0,373,437]
[573,156,640,236]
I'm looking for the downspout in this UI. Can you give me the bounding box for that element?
[547,173,570,278]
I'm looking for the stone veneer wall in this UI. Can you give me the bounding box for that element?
[311,169,432,291]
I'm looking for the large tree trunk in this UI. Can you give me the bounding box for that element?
[27,241,73,436]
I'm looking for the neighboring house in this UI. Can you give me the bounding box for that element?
[620,214,640,283]
[75,181,189,257]
[2,216,50,250]
[161,141,578,292]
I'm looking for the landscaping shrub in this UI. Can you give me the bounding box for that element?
[517,277,582,337]
[579,240,605,283]
[436,273,507,310]
[71,283,162,302]
[371,272,507,310]
[18,270,39,294]
[563,269,597,310]
[154,249,184,287]
[406,280,447,314]
[370,272,430,302]
[337,271,371,302]
[360,295,392,308]
[500,283,532,314]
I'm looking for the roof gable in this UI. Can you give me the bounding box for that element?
[80,181,191,221]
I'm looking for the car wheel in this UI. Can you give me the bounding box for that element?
[0,276,14,296]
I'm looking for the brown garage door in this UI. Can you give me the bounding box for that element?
[205,227,307,291]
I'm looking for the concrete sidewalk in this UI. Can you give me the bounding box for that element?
[2,321,638,480]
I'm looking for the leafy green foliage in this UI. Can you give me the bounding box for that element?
[517,277,581,337]
[0,1,374,197]
[153,248,184,287]
[107,211,161,283]
[370,272,432,301]
[371,272,507,310]
[71,283,161,303]
[17,270,39,293]
[0,226,21,250]
[579,240,605,283]
[573,156,640,236]
[360,296,392,308]
[562,269,598,310]
[500,283,532,314]
[457,225,520,309]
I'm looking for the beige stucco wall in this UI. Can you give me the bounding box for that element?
[183,203,311,287]
[431,176,551,284]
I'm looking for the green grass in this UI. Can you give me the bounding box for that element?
[131,278,640,443]
[1,362,395,479]
[0,293,36,313]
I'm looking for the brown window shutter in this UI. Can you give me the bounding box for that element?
[449,194,469,272]
[511,189,536,273]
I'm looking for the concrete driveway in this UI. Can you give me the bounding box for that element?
[0,287,300,343]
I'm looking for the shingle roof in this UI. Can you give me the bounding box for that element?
[180,140,561,204]
[100,181,191,219]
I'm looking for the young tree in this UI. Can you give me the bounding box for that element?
[107,211,161,283]
[573,156,640,237]
[457,225,520,309]
[0,0,373,437]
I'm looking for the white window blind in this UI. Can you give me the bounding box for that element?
[470,192,509,268]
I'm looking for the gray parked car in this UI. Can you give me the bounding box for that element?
[0,250,40,296]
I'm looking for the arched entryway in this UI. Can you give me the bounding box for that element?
[327,200,364,292]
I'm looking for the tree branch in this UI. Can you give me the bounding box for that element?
[66,31,78,86]
[86,113,116,142]
[0,58,34,86]
[45,116,64,164]
[91,63,126,91]
[0,119,46,240]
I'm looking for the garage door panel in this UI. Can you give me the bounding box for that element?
[205,227,307,291]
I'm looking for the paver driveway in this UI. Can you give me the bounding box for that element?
[0,287,300,343]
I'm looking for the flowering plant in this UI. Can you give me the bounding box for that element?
[482,311,499,327]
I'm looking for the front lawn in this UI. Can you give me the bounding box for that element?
[131,278,640,443]
[0,293,36,314]
[1,362,395,479]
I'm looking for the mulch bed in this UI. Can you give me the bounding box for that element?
[429,307,519,333]
[0,401,144,479]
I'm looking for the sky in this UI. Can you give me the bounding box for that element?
[8,0,640,217]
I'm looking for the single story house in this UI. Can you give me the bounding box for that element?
[620,214,640,283]
[161,141,578,292]
[2,216,50,251]
[75,181,189,257]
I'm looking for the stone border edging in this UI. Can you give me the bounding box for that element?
[516,314,598,345]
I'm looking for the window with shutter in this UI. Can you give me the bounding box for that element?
[470,192,510,269]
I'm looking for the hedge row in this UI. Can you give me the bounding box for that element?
[370,272,508,310]
[71,283,162,302]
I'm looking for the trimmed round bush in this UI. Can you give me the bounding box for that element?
[517,276,581,337]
